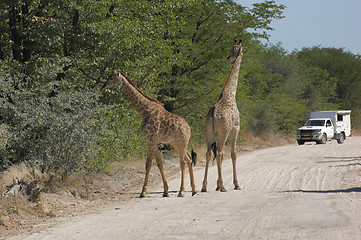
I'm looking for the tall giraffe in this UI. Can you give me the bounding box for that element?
[201,39,245,192]
[101,69,197,198]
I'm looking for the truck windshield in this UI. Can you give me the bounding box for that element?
[304,120,325,126]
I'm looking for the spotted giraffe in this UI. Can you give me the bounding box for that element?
[101,69,197,197]
[201,39,246,192]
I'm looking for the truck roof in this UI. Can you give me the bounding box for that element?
[308,118,330,120]
[311,110,351,115]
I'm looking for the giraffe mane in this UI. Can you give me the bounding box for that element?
[222,59,238,95]
[120,72,163,107]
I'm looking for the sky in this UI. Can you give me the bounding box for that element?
[238,0,361,55]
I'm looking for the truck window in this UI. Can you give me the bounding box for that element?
[326,120,332,127]
[305,120,325,126]
[337,114,343,121]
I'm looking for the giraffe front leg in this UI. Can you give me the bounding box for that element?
[154,148,169,197]
[140,147,154,198]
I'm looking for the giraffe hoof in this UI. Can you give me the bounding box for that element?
[201,188,207,192]
[178,192,184,197]
[163,192,169,197]
[234,186,241,190]
[139,192,146,198]
[216,187,226,191]
[192,191,197,196]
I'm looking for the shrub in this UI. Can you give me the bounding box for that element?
[0,61,107,178]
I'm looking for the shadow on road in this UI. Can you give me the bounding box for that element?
[283,187,361,194]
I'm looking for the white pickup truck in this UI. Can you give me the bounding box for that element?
[296,111,351,145]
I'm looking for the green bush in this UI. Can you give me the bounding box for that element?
[97,97,148,163]
[0,61,107,177]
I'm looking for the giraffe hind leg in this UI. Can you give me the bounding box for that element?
[215,151,227,192]
[202,120,215,192]
[186,153,197,196]
[178,156,186,197]
[230,126,241,190]
[201,145,212,192]
[215,137,227,192]
[154,148,169,197]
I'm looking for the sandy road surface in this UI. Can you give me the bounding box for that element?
[9,137,361,240]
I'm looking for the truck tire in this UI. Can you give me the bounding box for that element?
[337,133,345,144]
[297,140,305,145]
[316,133,327,144]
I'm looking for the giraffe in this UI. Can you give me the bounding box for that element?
[101,69,197,198]
[201,39,245,192]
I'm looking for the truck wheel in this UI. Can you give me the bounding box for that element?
[337,133,345,144]
[316,133,327,144]
[297,140,305,145]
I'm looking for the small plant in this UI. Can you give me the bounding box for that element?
[8,205,18,215]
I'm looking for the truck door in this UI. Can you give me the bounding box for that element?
[326,119,334,138]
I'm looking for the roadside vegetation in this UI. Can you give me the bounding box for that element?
[1,0,361,232]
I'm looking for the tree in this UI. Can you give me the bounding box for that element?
[296,47,361,127]
[0,0,286,173]
[153,0,285,140]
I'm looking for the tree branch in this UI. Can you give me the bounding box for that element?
[78,68,98,82]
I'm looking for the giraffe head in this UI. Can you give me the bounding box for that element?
[227,39,245,63]
[101,69,123,91]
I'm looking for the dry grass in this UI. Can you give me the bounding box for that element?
[0,163,43,188]
[239,131,295,150]
[0,163,46,229]
[352,128,361,136]
[0,159,150,238]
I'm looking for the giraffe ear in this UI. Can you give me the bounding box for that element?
[238,39,242,44]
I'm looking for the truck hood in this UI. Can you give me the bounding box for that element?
[298,126,322,131]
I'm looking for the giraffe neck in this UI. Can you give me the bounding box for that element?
[222,55,243,98]
[120,75,163,119]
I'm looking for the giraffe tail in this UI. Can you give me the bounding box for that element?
[188,138,197,166]
[186,149,197,166]
[191,149,197,166]
[207,106,217,162]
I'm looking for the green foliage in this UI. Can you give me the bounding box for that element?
[296,47,361,109]
[1,0,360,180]
[295,47,361,130]
[242,44,361,135]
[296,65,338,110]
[245,98,275,135]
[267,92,309,133]
[0,60,107,176]
[97,98,148,162]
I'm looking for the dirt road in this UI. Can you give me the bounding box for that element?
[9,137,361,240]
